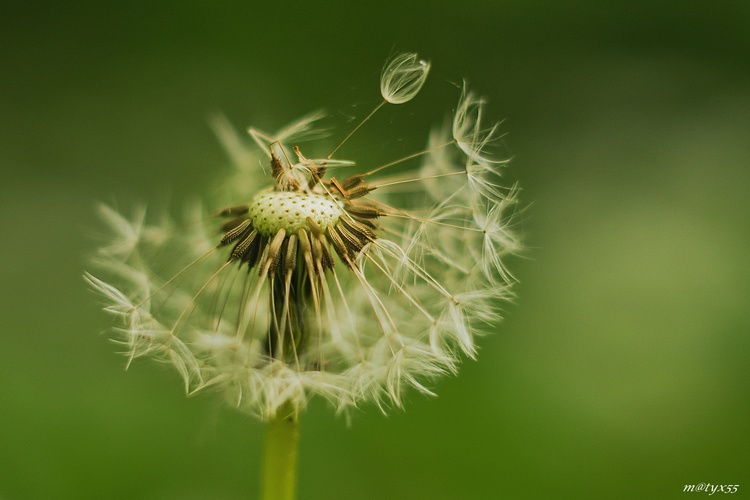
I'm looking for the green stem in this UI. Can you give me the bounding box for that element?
[261,402,300,500]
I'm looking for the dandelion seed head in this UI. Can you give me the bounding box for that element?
[247,191,343,237]
[88,53,520,420]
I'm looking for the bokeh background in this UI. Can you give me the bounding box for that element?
[2,2,749,499]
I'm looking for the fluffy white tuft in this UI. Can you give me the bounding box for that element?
[380,52,431,105]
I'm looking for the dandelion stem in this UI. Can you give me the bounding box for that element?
[261,401,300,500]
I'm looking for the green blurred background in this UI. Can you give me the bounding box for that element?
[2,2,749,499]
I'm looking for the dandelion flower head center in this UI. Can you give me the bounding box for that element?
[249,191,343,238]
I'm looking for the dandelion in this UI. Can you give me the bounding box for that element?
[88,52,520,499]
